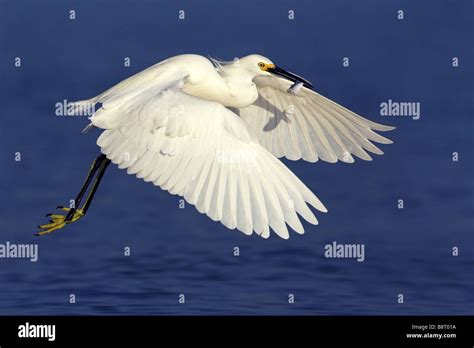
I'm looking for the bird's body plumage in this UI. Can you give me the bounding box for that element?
[45,53,394,239]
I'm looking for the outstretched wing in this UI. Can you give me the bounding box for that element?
[89,79,327,239]
[239,75,395,163]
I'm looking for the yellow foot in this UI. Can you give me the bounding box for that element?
[36,206,84,236]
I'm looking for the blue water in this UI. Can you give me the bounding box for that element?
[0,0,473,315]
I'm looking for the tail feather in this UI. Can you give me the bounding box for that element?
[81,123,96,134]
[68,98,99,134]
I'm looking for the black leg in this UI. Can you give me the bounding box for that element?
[37,154,111,236]
[82,158,111,214]
[64,154,107,221]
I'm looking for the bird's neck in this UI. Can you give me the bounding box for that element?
[218,65,257,103]
[221,64,254,81]
[183,65,258,108]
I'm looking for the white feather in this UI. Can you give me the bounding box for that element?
[240,75,394,163]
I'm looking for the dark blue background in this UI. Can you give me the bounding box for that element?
[0,0,473,314]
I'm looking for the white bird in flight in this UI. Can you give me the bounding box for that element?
[37,54,394,239]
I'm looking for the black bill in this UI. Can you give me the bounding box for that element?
[267,65,314,89]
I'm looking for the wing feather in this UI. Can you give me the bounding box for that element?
[240,75,394,163]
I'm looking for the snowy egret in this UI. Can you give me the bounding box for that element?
[37,54,394,239]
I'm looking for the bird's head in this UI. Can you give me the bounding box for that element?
[239,54,313,89]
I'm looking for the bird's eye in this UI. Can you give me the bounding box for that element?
[258,62,265,68]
